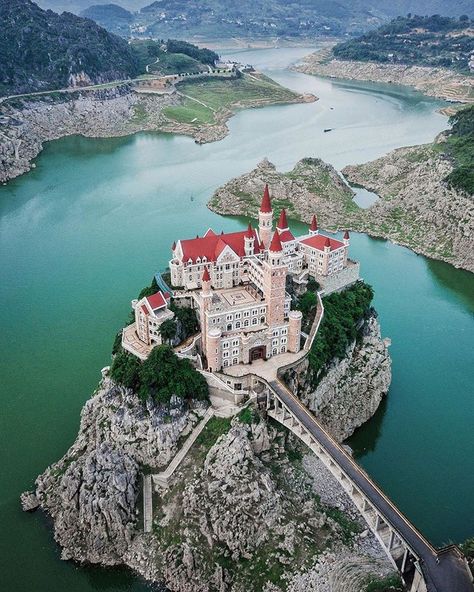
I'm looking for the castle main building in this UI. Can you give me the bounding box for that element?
[167,185,358,373]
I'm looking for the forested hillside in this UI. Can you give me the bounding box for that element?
[333,14,474,73]
[0,0,139,96]
[38,0,473,38]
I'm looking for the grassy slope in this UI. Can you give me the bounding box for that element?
[163,74,298,126]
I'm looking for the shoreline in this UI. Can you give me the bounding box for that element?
[0,77,314,185]
[294,49,474,104]
[209,155,474,273]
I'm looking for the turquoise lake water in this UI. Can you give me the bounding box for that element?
[0,47,473,591]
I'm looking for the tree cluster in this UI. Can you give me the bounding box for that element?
[445,105,474,195]
[307,281,374,385]
[110,344,209,404]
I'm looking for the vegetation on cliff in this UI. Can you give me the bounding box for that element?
[80,4,133,36]
[333,14,474,73]
[308,281,374,385]
[0,0,140,96]
[444,105,474,195]
[110,344,209,403]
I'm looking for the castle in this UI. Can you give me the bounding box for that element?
[123,184,359,371]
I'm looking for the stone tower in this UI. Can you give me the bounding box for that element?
[343,230,350,266]
[206,327,222,372]
[258,184,273,249]
[288,310,302,353]
[263,231,288,327]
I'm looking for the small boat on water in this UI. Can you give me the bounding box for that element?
[323,128,333,133]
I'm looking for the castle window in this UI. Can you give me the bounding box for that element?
[280,346,286,353]
[281,328,287,335]
[232,358,238,365]
[235,313,241,319]
[272,348,277,355]
[223,360,229,368]
[272,339,278,346]
[252,318,258,325]
[281,337,287,344]
[232,339,239,346]
[226,314,233,321]
[223,351,229,358]
[227,324,232,331]
[232,349,239,356]
[244,319,249,327]
[261,317,265,324]
[223,342,229,349]
[235,321,241,329]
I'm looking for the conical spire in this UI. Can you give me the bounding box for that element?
[343,230,350,240]
[202,267,211,282]
[171,241,176,250]
[260,184,272,213]
[269,230,283,253]
[245,222,254,238]
[310,215,318,232]
[324,236,331,248]
[277,208,288,230]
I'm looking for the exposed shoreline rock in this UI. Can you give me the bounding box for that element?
[22,316,395,591]
[209,154,474,272]
[295,49,474,104]
[0,83,309,184]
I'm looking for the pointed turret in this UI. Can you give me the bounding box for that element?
[324,236,331,251]
[276,208,289,231]
[269,230,283,253]
[309,215,318,235]
[343,230,350,242]
[260,184,272,213]
[202,267,210,282]
[171,241,176,251]
[244,222,255,256]
[202,266,211,296]
[259,184,273,248]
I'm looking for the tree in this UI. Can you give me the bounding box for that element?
[159,319,177,344]
[110,350,141,390]
[297,291,317,317]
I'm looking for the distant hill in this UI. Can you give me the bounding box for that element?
[36,0,145,13]
[0,0,139,96]
[333,14,474,73]
[80,3,133,36]
[79,0,474,39]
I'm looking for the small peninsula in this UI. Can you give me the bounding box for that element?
[295,15,474,104]
[209,151,474,272]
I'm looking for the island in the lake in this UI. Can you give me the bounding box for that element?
[22,184,473,592]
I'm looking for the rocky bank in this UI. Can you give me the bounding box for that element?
[209,155,474,272]
[22,316,395,591]
[0,83,310,184]
[295,49,474,104]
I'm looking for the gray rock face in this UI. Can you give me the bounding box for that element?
[287,314,392,441]
[22,324,395,590]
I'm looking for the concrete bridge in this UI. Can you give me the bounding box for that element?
[262,377,473,592]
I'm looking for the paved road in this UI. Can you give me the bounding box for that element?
[268,379,473,592]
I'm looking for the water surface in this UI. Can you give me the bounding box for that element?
[1,47,472,592]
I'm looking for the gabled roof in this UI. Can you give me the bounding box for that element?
[260,184,272,213]
[299,234,345,252]
[204,228,216,237]
[269,230,283,253]
[277,208,288,230]
[146,291,168,311]
[178,228,261,263]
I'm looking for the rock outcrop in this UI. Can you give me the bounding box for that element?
[208,157,356,225]
[286,313,391,442]
[209,153,474,272]
[295,50,474,104]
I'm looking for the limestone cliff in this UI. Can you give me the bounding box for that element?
[209,154,474,272]
[21,318,395,591]
[286,313,391,442]
[295,50,474,104]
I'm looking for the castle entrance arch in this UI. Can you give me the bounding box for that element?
[250,345,266,361]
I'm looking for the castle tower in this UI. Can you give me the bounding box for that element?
[263,231,288,328]
[258,184,273,249]
[343,230,350,266]
[288,310,302,353]
[201,267,213,365]
[309,215,318,236]
[206,327,222,372]
[276,208,289,234]
[244,223,255,256]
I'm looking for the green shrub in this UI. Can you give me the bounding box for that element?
[363,573,404,592]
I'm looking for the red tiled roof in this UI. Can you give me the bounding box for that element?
[141,304,149,315]
[278,229,295,243]
[310,215,318,232]
[260,184,272,213]
[269,230,283,253]
[300,234,344,252]
[179,228,261,262]
[204,228,216,237]
[146,291,167,311]
[277,208,288,230]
